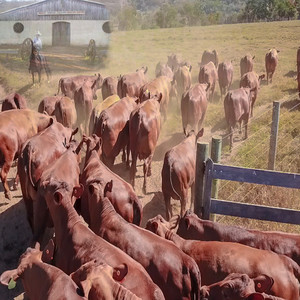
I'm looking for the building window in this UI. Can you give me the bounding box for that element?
[102,21,111,34]
[13,22,24,33]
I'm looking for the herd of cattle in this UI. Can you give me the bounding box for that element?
[0,46,299,300]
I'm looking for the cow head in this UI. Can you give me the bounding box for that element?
[200,273,274,300]
[70,260,128,298]
[145,214,170,237]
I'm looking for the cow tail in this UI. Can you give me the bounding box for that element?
[24,144,36,191]
[133,199,143,226]
[190,261,201,300]
[169,161,182,202]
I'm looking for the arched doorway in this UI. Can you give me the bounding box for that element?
[52,22,70,46]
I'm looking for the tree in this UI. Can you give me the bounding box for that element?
[117,5,140,31]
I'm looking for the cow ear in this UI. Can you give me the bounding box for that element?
[0,269,19,286]
[144,66,148,74]
[54,191,63,205]
[189,65,192,72]
[42,238,55,263]
[73,184,84,199]
[196,128,204,140]
[185,218,191,230]
[252,55,255,60]
[157,93,163,103]
[88,183,97,196]
[104,180,113,197]
[253,274,274,293]
[113,263,128,282]
[151,221,159,233]
[71,127,79,138]
[246,293,264,300]
[277,50,280,53]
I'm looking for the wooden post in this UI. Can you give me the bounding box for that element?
[268,101,280,170]
[210,136,222,221]
[194,142,209,217]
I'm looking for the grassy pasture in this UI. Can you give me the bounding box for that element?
[0,20,299,232]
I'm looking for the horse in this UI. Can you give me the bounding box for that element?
[28,39,51,84]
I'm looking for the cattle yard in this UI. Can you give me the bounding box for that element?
[0,20,299,299]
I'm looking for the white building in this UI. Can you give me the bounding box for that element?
[0,0,111,47]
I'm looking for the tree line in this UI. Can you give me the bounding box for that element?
[114,0,300,31]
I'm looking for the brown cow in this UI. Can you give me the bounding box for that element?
[224,87,252,150]
[71,260,141,300]
[167,53,183,71]
[57,73,103,99]
[74,81,96,134]
[18,122,77,244]
[200,273,285,300]
[38,96,59,116]
[54,96,77,128]
[88,187,201,300]
[80,134,142,225]
[162,129,204,220]
[89,94,120,136]
[218,61,233,99]
[265,49,280,84]
[0,245,86,300]
[96,96,139,167]
[129,95,161,193]
[240,71,265,117]
[172,65,192,107]
[155,62,174,81]
[181,84,208,134]
[200,50,219,68]
[1,93,27,111]
[0,109,53,199]
[101,76,118,101]
[175,210,300,266]
[117,67,148,98]
[42,185,165,300]
[240,54,255,77]
[198,61,218,102]
[146,215,300,300]
[139,76,171,121]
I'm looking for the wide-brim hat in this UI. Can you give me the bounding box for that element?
[36,31,41,36]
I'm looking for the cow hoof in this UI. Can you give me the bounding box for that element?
[12,184,18,191]
[142,186,147,194]
[5,192,12,200]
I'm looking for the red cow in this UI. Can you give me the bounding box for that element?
[117,67,148,98]
[198,61,218,102]
[74,81,97,134]
[18,122,77,244]
[200,273,285,300]
[240,54,255,77]
[80,134,142,225]
[172,65,192,107]
[175,210,300,266]
[129,96,161,193]
[155,62,174,81]
[146,215,300,300]
[0,109,53,199]
[0,245,86,300]
[265,49,280,84]
[161,129,204,220]
[54,96,77,128]
[101,76,118,101]
[200,50,219,68]
[240,71,265,117]
[70,260,142,300]
[42,184,165,300]
[181,83,208,134]
[57,74,103,99]
[38,96,59,116]
[89,94,120,136]
[224,87,252,150]
[1,93,27,111]
[139,76,171,122]
[96,96,139,167]
[88,187,201,300]
[218,61,233,99]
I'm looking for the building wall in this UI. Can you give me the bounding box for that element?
[0,20,110,46]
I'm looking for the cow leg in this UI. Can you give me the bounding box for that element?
[190,182,195,211]
[180,191,188,218]
[164,192,172,221]
[126,143,130,169]
[38,71,41,83]
[32,73,35,85]
[267,73,269,85]
[122,146,126,163]
[239,121,242,134]
[130,152,138,189]
[12,172,19,190]
[244,116,249,140]
[229,126,234,151]
[0,160,13,200]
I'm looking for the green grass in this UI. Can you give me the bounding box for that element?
[0,20,299,232]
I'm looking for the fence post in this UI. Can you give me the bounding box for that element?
[210,136,222,221]
[268,101,280,170]
[194,142,209,217]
